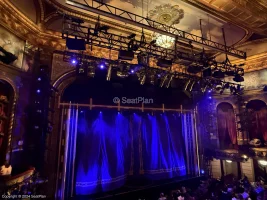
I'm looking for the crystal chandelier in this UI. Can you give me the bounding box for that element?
[152,33,175,48]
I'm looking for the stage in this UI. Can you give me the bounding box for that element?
[73,175,205,200]
[56,102,200,199]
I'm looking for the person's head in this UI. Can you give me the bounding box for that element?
[160,193,164,197]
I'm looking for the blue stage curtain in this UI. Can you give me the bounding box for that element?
[75,110,186,195]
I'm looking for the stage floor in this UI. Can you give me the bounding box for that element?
[73,175,204,200]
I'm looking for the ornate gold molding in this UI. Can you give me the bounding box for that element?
[232,52,267,72]
[0,0,64,50]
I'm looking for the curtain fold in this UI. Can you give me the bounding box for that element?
[226,110,237,145]
[74,110,186,195]
[217,109,227,147]
[217,108,237,148]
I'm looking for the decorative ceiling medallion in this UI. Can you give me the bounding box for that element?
[149,4,183,48]
[148,4,184,26]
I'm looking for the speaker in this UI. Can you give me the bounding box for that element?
[66,38,86,50]
[118,50,134,61]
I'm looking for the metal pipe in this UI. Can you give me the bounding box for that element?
[59,102,191,112]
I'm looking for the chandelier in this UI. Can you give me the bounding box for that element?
[152,33,175,48]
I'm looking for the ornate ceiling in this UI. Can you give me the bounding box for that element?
[52,0,248,46]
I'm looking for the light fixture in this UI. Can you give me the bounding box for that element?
[233,74,244,82]
[152,33,175,48]
[258,160,267,166]
[226,160,232,163]
[71,59,77,64]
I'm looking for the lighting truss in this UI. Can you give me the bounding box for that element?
[62,15,244,76]
[66,0,246,59]
[61,50,243,88]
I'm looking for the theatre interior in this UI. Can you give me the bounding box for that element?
[1,0,267,199]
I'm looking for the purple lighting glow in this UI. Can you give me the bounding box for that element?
[37,78,41,81]
[100,64,104,69]
[131,69,134,73]
[36,89,41,94]
[71,59,77,64]
[208,96,212,99]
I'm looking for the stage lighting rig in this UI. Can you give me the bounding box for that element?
[94,16,110,36]
[62,51,244,94]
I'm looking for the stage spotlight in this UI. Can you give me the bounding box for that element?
[203,67,212,77]
[150,40,156,46]
[215,84,222,91]
[100,64,105,69]
[233,74,244,82]
[213,70,225,78]
[127,33,136,39]
[71,59,77,65]
[208,90,212,93]
[119,50,134,61]
[225,70,235,76]
[224,83,230,89]
[157,58,172,68]
[36,89,41,94]
[131,69,135,74]
[37,78,41,81]
[208,96,212,99]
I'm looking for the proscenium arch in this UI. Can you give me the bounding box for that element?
[52,70,76,97]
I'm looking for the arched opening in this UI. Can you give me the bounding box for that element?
[57,76,194,197]
[0,79,15,165]
[217,102,237,149]
[246,100,267,144]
